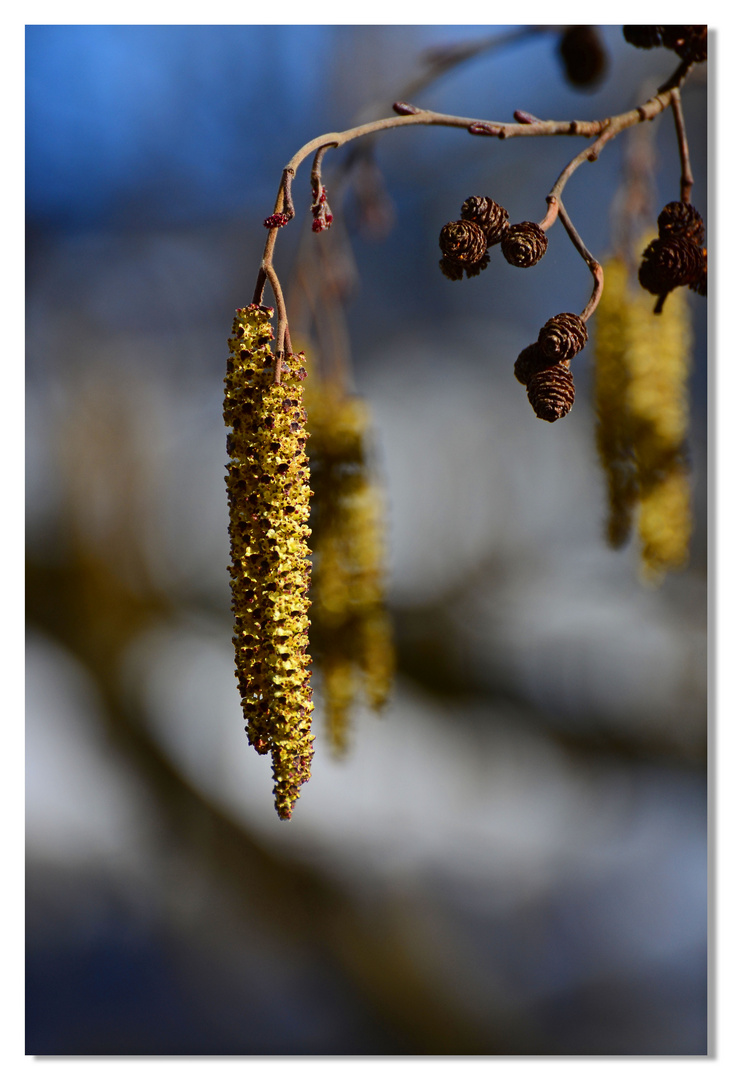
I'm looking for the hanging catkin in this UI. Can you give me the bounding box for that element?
[224,304,315,819]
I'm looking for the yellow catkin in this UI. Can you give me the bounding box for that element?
[635,466,692,578]
[592,256,639,547]
[625,266,693,580]
[224,305,315,820]
[592,234,693,582]
[305,374,395,752]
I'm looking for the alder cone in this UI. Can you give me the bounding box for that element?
[439,219,490,280]
[558,26,607,88]
[460,196,509,246]
[661,25,707,63]
[514,342,553,385]
[679,26,707,63]
[639,235,705,295]
[527,366,575,422]
[657,201,705,246]
[623,26,663,49]
[501,222,548,267]
[538,312,588,361]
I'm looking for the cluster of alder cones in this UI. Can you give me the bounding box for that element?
[638,200,707,313]
[622,25,707,64]
[439,190,707,423]
[513,312,587,423]
[438,196,547,281]
[438,196,583,423]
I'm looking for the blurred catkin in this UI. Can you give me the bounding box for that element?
[224,305,315,819]
[305,372,394,754]
[321,655,357,756]
[593,257,639,547]
[626,253,693,580]
[593,241,694,580]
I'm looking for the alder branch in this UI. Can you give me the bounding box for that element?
[256,62,693,363]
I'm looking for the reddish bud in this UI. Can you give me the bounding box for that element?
[514,109,541,124]
[468,122,502,137]
[311,194,333,232]
[263,212,291,229]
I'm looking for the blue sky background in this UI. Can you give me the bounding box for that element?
[26,24,658,227]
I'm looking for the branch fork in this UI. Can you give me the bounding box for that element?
[252,59,695,381]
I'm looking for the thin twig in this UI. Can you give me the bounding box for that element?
[282,167,296,219]
[311,143,335,199]
[657,56,693,95]
[670,88,694,203]
[264,265,288,384]
[556,199,598,268]
[580,262,604,323]
[252,267,267,306]
[554,199,604,322]
[538,195,560,232]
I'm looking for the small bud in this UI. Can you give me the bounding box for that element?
[468,122,503,137]
[312,213,333,233]
[392,101,420,115]
[513,109,541,124]
[311,185,333,233]
[263,212,291,229]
